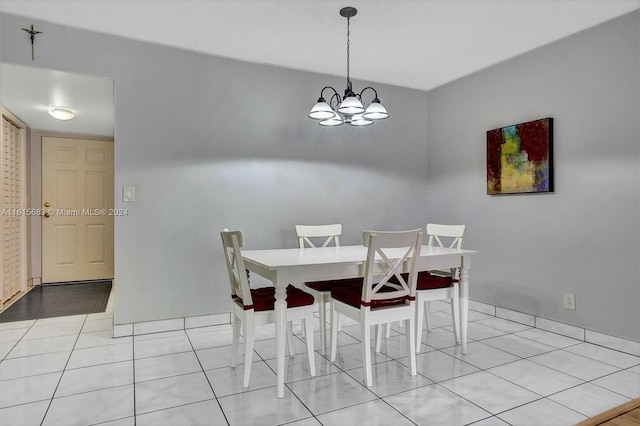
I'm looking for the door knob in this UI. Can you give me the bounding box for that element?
[44,201,51,207]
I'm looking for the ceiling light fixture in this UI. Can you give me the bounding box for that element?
[308,7,389,127]
[48,107,76,121]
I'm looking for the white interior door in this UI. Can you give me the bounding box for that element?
[1,110,27,305]
[42,137,114,283]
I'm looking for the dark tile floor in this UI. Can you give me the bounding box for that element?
[0,281,112,323]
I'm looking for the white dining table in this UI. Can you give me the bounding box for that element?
[241,244,477,398]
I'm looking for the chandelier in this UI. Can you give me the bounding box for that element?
[308,7,389,127]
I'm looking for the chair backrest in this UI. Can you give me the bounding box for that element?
[295,224,342,248]
[426,224,465,249]
[361,229,423,305]
[221,229,253,307]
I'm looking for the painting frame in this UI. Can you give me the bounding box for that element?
[486,117,554,195]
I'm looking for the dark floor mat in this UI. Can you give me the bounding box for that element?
[0,281,112,323]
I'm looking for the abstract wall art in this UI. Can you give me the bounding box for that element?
[487,117,554,195]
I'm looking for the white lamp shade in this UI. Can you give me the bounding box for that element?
[350,113,373,126]
[338,96,364,114]
[48,107,76,121]
[319,112,344,126]
[309,101,335,120]
[362,102,389,120]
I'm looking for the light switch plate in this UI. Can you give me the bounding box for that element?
[122,186,135,202]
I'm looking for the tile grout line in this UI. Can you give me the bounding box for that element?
[270,329,346,424]
[3,305,634,425]
[132,331,137,426]
[151,316,634,424]
[185,329,231,426]
[339,324,495,425]
[39,315,89,426]
[441,318,640,423]
[481,362,590,420]
[0,319,38,364]
[396,319,588,423]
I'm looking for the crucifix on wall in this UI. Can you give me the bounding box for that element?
[21,24,43,61]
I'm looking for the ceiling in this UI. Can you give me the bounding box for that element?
[0,63,115,136]
[0,0,638,135]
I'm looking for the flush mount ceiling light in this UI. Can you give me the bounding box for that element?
[48,107,76,121]
[308,7,389,127]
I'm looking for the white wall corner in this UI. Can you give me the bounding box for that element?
[113,323,133,338]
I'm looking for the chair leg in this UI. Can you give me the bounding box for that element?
[330,302,339,362]
[286,321,295,358]
[425,301,432,331]
[415,299,425,352]
[304,309,316,376]
[375,324,383,353]
[243,312,255,389]
[406,314,417,377]
[386,322,392,337]
[451,284,461,343]
[362,319,373,387]
[318,298,326,356]
[231,313,241,368]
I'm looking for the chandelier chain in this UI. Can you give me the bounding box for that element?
[346,16,350,86]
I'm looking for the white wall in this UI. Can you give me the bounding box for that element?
[426,11,640,341]
[0,12,430,325]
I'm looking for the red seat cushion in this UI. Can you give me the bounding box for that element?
[247,285,315,311]
[304,277,363,292]
[417,272,453,290]
[331,284,408,309]
[389,271,453,290]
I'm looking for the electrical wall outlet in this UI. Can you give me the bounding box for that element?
[564,293,576,310]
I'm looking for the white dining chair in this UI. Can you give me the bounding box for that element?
[330,229,422,386]
[296,224,341,249]
[378,223,465,352]
[295,224,360,355]
[221,229,316,388]
[415,223,465,347]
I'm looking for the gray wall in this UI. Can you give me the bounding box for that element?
[2,10,638,342]
[426,11,640,341]
[0,13,429,324]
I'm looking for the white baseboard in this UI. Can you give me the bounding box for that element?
[112,301,640,356]
[475,304,639,356]
[113,313,231,338]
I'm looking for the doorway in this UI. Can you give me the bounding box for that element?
[0,63,115,320]
[41,137,114,283]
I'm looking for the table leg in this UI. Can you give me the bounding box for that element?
[274,280,287,398]
[459,261,470,355]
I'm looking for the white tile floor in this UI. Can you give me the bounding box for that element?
[0,300,639,426]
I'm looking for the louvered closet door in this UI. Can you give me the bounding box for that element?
[1,114,27,304]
